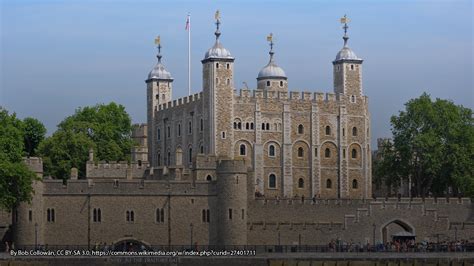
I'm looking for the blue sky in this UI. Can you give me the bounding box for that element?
[1,0,472,147]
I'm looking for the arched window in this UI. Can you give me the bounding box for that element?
[216,63,219,68]
[250,123,254,130]
[269,174,276,188]
[269,145,275,157]
[240,144,246,156]
[325,148,331,158]
[352,179,358,189]
[352,148,357,159]
[280,81,283,87]
[298,124,304,134]
[314,147,318,157]
[234,122,237,129]
[352,127,358,136]
[156,208,164,223]
[266,81,270,86]
[238,122,241,129]
[351,95,356,103]
[189,147,193,163]
[325,126,331,135]
[226,63,230,69]
[297,147,304,157]
[206,175,212,181]
[266,123,270,130]
[298,178,304,188]
[246,123,249,130]
[326,179,332,189]
[261,123,265,130]
[200,145,204,154]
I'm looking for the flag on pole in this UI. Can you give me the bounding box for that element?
[185,14,190,31]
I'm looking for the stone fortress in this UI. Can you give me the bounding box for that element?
[4,14,474,249]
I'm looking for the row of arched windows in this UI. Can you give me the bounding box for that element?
[156,119,204,141]
[238,143,359,159]
[267,175,359,190]
[234,121,254,130]
[268,174,305,189]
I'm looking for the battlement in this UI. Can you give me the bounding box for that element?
[157,92,203,111]
[86,160,149,179]
[23,157,43,176]
[235,89,368,104]
[42,179,217,195]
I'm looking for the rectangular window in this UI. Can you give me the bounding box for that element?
[200,119,203,131]
[241,209,244,220]
[188,121,192,134]
[228,209,233,220]
[206,209,210,223]
[28,210,32,222]
[157,128,161,140]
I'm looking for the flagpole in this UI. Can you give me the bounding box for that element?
[188,13,191,96]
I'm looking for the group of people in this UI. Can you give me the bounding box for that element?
[327,239,472,252]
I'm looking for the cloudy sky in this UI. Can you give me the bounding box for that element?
[1,0,472,147]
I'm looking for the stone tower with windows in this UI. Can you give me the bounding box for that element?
[201,14,235,158]
[333,16,363,97]
[146,41,173,165]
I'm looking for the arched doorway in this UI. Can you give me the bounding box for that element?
[113,238,150,252]
[381,219,415,243]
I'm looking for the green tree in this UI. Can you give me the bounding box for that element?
[23,117,46,157]
[39,102,134,179]
[375,93,474,197]
[0,108,36,211]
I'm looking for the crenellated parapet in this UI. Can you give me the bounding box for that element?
[86,160,149,179]
[157,92,203,111]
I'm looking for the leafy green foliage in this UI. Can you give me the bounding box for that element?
[0,108,37,211]
[39,102,134,179]
[374,93,474,197]
[23,117,46,157]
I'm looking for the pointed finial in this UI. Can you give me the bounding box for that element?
[267,33,274,61]
[154,35,162,62]
[340,14,350,47]
[214,10,221,40]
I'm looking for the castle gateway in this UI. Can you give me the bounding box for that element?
[9,15,474,248]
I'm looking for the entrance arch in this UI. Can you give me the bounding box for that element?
[112,238,151,251]
[380,219,415,243]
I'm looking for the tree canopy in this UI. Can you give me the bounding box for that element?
[0,108,37,211]
[39,102,134,179]
[374,93,474,197]
[23,117,47,157]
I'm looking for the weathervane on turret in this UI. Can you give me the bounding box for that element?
[154,35,162,62]
[214,10,221,41]
[340,14,350,47]
[267,33,274,61]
